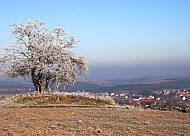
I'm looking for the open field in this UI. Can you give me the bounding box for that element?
[0,107,189,136]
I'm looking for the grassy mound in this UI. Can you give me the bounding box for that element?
[10,92,115,106]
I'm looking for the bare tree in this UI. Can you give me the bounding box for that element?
[0,20,88,93]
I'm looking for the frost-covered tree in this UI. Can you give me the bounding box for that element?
[0,20,88,93]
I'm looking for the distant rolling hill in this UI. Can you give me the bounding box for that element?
[65,76,190,93]
[0,79,31,89]
[0,79,33,94]
[96,78,190,95]
[0,76,190,94]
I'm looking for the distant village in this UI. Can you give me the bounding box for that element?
[97,88,190,111]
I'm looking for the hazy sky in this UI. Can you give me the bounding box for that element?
[0,0,189,79]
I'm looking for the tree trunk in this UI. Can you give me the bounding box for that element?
[32,76,37,91]
[31,68,39,92]
[44,79,49,92]
[55,78,60,92]
[38,80,43,93]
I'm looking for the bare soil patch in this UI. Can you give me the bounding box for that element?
[0,107,189,136]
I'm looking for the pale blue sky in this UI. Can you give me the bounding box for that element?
[0,0,189,79]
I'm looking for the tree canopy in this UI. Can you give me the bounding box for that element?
[0,20,88,93]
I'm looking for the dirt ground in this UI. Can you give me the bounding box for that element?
[0,107,189,136]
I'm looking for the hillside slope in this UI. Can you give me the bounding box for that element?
[0,107,189,136]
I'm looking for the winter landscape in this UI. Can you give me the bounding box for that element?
[0,0,190,136]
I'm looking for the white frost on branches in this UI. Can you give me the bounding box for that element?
[0,20,88,93]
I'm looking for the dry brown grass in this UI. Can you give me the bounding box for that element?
[10,92,115,106]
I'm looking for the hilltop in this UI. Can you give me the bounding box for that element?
[0,91,189,135]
